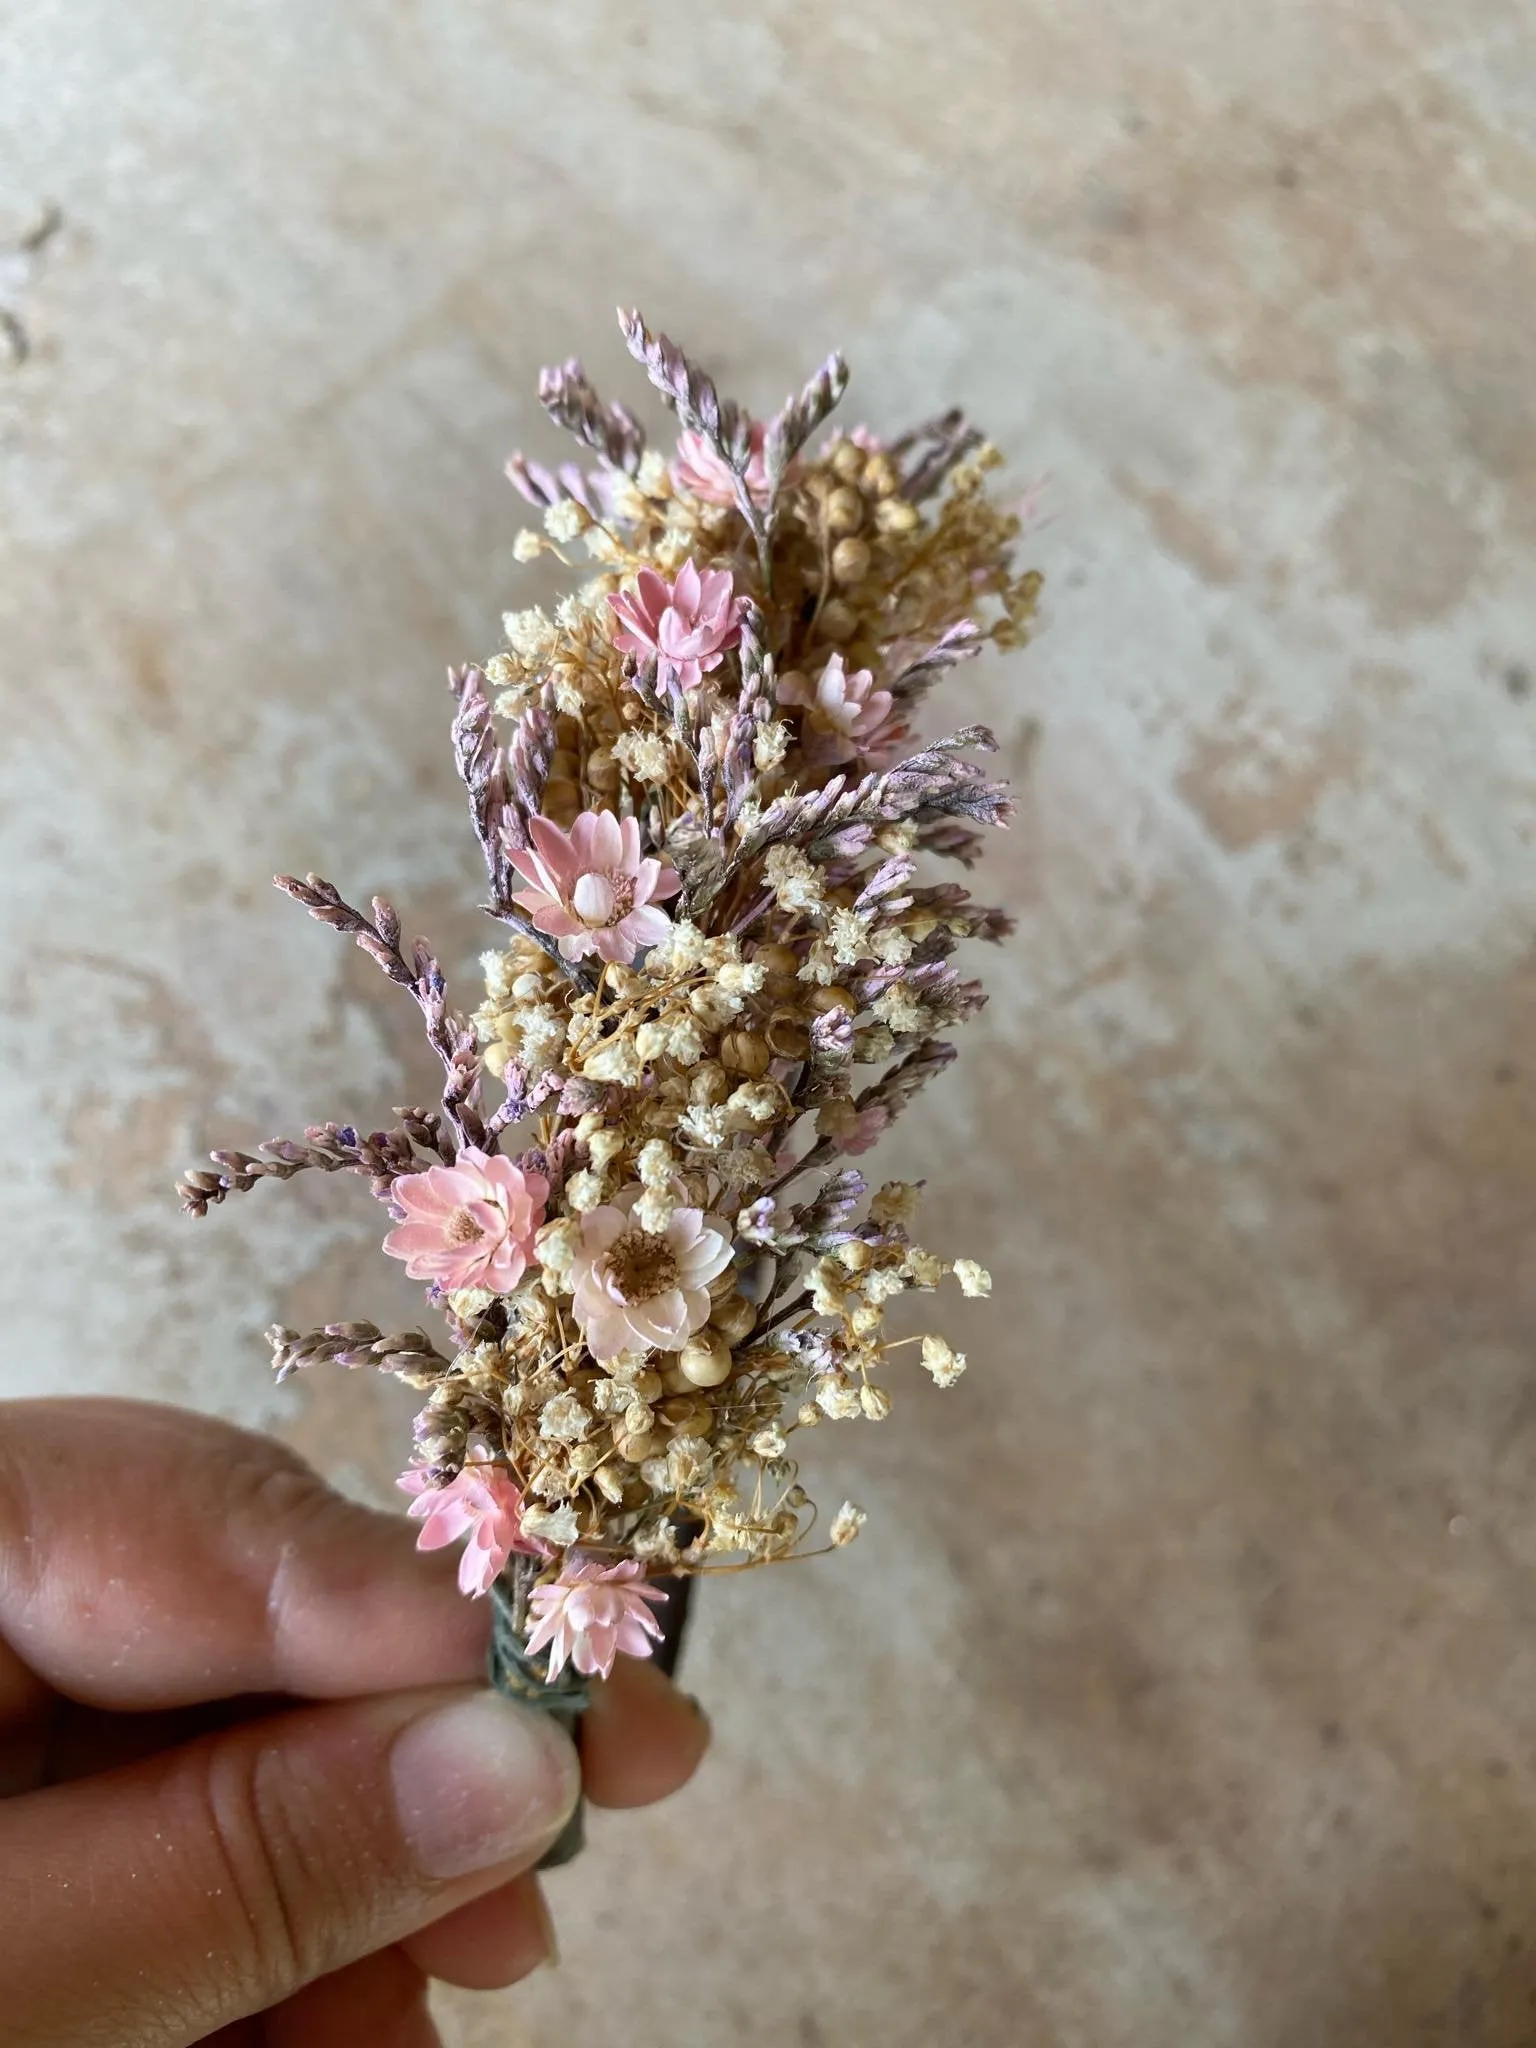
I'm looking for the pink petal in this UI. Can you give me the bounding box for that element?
[508,845,560,896]
[523,900,584,938]
[435,1166,492,1206]
[589,809,623,870]
[482,1245,528,1290]
[679,1233,733,1289]
[619,905,672,950]
[390,1177,455,1220]
[583,1209,629,1253]
[618,814,642,870]
[383,1221,456,1256]
[673,557,701,616]
[382,1233,447,1279]
[615,1615,662,1658]
[460,1545,500,1597]
[572,872,615,924]
[657,608,702,660]
[625,1289,690,1348]
[577,1636,617,1680]
[698,566,732,619]
[529,815,579,887]
[632,857,661,901]
[633,566,670,622]
[565,811,601,869]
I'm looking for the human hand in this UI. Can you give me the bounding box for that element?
[0,1399,709,2047]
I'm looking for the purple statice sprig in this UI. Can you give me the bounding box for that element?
[267,1319,452,1385]
[888,406,985,502]
[694,726,1011,912]
[886,620,986,706]
[618,307,848,591]
[177,1110,453,1216]
[446,665,595,993]
[274,874,490,1153]
[537,357,647,476]
[765,1039,961,1196]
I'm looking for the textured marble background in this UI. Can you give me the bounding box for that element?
[7,4,1536,2043]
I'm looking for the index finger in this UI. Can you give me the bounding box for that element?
[0,1397,490,1709]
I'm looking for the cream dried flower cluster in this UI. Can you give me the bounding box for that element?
[180,312,1037,1688]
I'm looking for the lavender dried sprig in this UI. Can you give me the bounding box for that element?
[723,728,1012,894]
[537,357,646,475]
[273,875,489,1150]
[267,1321,452,1386]
[891,407,985,502]
[763,351,850,486]
[617,307,775,583]
[178,1113,451,1216]
[617,309,749,470]
[722,605,773,831]
[505,452,604,514]
[887,620,984,704]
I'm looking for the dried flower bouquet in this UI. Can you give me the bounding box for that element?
[179,311,1037,1856]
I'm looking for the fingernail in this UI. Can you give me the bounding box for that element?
[391,1691,581,1880]
[529,1879,561,1970]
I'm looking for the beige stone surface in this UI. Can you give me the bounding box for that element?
[7,2,1536,2041]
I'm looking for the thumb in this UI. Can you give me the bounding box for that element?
[0,1684,580,2048]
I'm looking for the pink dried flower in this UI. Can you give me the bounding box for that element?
[780,652,899,766]
[509,808,680,964]
[525,1554,668,1680]
[383,1148,548,1293]
[671,423,773,507]
[572,1187,733,1361]
[398,1444,548,1598]
[608,558,747,690]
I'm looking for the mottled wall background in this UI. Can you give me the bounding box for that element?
[6,4,1536,2043]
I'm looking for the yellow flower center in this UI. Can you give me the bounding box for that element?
[446,1205,485,1245]
[603,1225,679,1305]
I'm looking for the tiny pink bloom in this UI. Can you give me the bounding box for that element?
[671,423,774,508]
[383,1148,547,1294]
[608,557,748,690]
[508,808,680,965]
[397,1444,548,1598]
[780,653,900,766]
[524,1554,668,1681]
[571,1186,733,1362]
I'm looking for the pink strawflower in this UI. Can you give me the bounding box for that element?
[571,1187,733,1362]
[383,1148,547,1294]
[779,653,899,766]
[397,1444,548,1598]
[608,557,748,690]
[508,808,680,965]
[525,1554,668,1681]
[671,424,773,507]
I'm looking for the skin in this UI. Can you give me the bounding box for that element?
[0,1400,710,2047]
